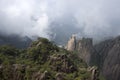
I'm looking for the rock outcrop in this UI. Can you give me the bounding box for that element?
[49,54,77,73]
[66,35,76,51]
[66,36,99,65]
[55,73,65,80]
[88,66,100,80]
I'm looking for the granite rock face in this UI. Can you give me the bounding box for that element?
[95,36,120,80]
[66,36,99,65]
[67,35,120,80]
[66,35,76,51]
[76,38,96,65]
[88,66,99,80]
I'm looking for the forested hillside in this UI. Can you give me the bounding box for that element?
[0,38,102,80]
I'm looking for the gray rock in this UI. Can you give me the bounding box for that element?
[95,36,120,80]
[66,34,76,51]
[55,73,65,80]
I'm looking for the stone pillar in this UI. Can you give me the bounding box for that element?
[66,35,76,51]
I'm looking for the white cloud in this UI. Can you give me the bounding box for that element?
[0,0,120,41]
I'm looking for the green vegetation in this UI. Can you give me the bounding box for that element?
[0,37,104,80]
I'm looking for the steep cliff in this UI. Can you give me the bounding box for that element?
[76,38,97,65]
[66,35,76,51]
[67,35,120,80]
[95,36,120,80]
[66,36,99,66]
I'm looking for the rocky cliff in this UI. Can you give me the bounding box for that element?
[76,38,96,65]
[66,36,99,66]
[67,35,120,80]
[66,35,76,51]
[95,36,120,80]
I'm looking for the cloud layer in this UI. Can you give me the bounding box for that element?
[0,0,120,43]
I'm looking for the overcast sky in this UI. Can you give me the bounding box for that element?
[0,0,120,42]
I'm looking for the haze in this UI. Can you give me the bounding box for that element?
[0,0,120,44]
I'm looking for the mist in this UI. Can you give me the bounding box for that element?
[0,0,120,44]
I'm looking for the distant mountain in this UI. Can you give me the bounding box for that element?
[0,34,32,48]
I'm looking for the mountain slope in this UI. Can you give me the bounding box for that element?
[66,35,100,66]
[95,36,120,80]
[66,35,120,80]
[0,38,100,80]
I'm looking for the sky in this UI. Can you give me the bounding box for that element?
[0,0,120,44]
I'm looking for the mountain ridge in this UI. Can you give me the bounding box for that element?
[66,35,120,80]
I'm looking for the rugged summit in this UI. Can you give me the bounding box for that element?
[66,34,76,51]
[66,36,99,65]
